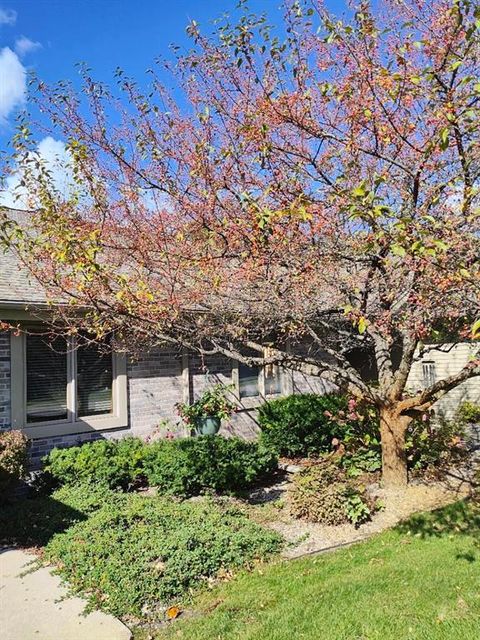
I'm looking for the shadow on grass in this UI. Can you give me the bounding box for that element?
[0,494,86,548]
[395,499,480,539]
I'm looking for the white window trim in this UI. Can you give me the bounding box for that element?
[422,360,437,389]
[10,332,128,439]
[232,361,285,402]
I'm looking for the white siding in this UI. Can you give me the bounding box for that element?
[406,343,480,420]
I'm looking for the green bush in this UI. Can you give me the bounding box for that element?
[457,401,480,425]
[258,393,362,458]
[42,486,282,618]
[340,406,466,475]
[0,430,28,496]
[44,435,277,497]
[143,435,277,497]
[405,419,467,471]
[43,437,147,490]
[288,461,375,527]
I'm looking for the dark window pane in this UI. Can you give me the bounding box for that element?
[77,342,113,417]
[26,335,68,424]
[265,366,282,395]
[239,362,260,398]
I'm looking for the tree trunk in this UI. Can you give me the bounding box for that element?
[379,407,410,489]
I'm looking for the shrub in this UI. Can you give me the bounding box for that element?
[42,487,282,618]
[405,419,466,471]
[457,401,480,425]
[0,430,28,496]
[341,408,466,476]
[143,435,277,497]
[43,437,147,490]
[288,461,375,527]
[258,393,363,458]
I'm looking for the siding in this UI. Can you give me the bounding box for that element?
[406,343,480,420]
[0,332,10,430]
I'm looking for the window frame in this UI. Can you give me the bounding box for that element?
[10,332,128,438]
[232,360,285,401]
[422,360,437,389]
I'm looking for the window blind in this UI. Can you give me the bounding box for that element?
[26,335,68,424]
[77,341,113,417]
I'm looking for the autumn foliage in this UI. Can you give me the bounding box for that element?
[1,0,479,486]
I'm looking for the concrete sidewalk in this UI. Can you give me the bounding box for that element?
[0,548,132,640]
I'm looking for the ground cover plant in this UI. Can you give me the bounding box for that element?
[151,499,480,640]
[43,435,277,496]
[0,483,282,620]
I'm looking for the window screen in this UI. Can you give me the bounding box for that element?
[239,362,260,398]
[26,335,68,424]
[77,341,113,417]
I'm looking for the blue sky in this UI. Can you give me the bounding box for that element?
[0,0,345,206]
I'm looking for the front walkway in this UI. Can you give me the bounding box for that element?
[0,548,131,640]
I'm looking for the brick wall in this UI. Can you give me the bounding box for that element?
[128,346,184,437]
[4,325,477,467]
[189,352,260,439]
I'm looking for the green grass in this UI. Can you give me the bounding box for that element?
[153,500,480,640]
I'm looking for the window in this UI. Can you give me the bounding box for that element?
[236,361,283,399]
[264,365,282,395]
[422,361,436,388]
[239,362,261,398]
[26,335,68,424]
[11,332,127,438]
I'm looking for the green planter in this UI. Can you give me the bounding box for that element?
[194,416,221,436]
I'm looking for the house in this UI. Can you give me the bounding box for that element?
[1,208,478,465]
[0,210,336,465]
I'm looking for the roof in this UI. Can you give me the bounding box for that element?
[0,207,50,306]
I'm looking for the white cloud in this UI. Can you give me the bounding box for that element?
[0,7,16,25]
[15,36,42,57]
[0,47,26,124]
[0,137,75,209]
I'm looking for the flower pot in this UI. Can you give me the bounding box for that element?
[194,416,221,436]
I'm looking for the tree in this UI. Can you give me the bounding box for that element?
[1,0,479,487]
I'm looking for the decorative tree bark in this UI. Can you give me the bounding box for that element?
[1,0,479,488]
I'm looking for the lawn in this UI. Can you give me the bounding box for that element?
[153,500,480,640]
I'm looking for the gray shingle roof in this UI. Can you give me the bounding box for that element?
[0,207,49,305]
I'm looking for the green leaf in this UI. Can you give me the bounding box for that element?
[472,319,480,339]
[391,244,406,257]
[352,182,368,198]
[358,317,368,335]
[439,127,449,150]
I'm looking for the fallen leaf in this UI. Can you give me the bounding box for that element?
[166,606,182,620]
